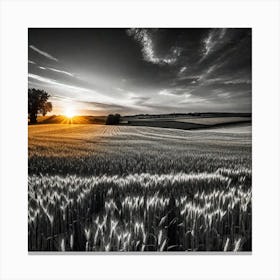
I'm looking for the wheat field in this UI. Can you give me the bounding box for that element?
[28,124,252,252]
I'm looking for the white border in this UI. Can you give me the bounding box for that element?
[1,0,280,279]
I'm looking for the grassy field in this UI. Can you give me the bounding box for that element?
[28,124,252,252]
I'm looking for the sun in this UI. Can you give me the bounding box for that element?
[64,108,76,118]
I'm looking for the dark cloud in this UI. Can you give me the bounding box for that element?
[81,101,129,110]
[28,28,251,115]
[78,101,143,115]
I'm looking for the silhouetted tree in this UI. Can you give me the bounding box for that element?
[28,88,52,123]
[105,114,114,125]
[41,102,53,116]
[114,113,120,123]
[105,114,121,125]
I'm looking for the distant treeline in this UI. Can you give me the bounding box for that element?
[125,112,252,119]
[105,114,121,125]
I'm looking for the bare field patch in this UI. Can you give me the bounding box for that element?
[175,117,251,125]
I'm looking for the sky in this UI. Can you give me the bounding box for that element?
[28,28,252,116]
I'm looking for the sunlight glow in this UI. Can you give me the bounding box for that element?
[64,107,76,118]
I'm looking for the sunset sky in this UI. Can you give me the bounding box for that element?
[28,28,252,116]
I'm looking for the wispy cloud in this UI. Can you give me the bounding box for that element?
[28,60,36,64]
[127,29,181,65]
[197,65,218,82]
[158,89,174,96]
[29,45,58,61]
[37,66,74,77]
[28,73,88,92]
[158,88,192,97]
[179,66,187,74]
[46,67,74,77]
[28,73,119,105]
[201,29,227,59]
